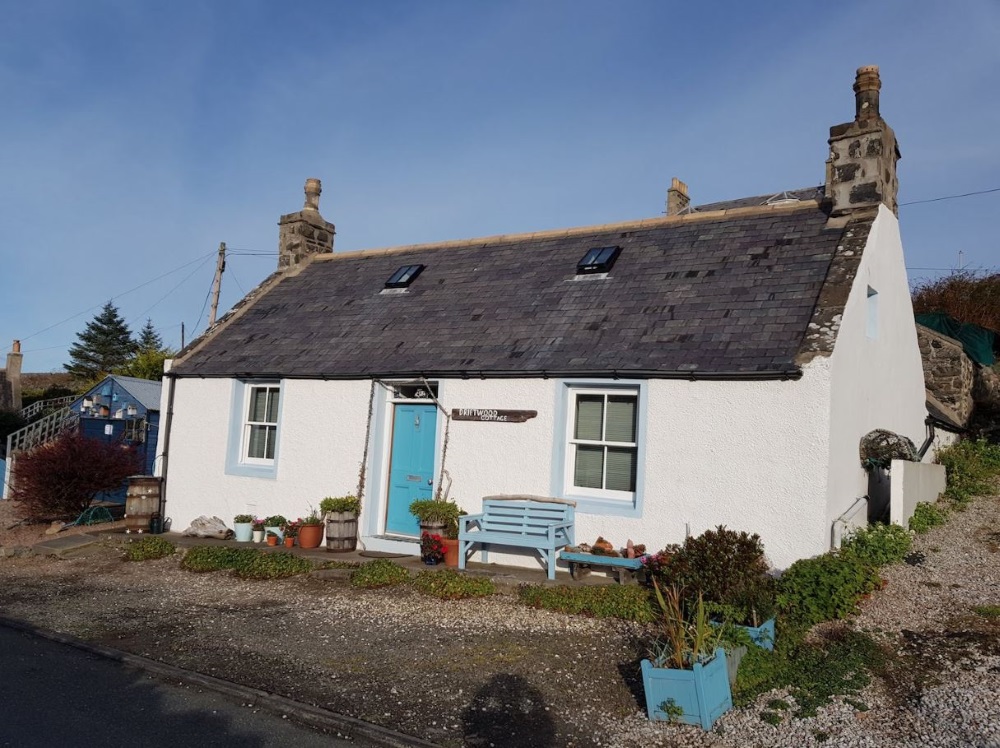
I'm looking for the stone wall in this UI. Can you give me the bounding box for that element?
[0,371,11,411]
[917,324,974,425]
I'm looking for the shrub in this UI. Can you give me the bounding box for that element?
[10,431,143,518]
[232,551,312,579]
[413,569,496,599]
[263,515,288,527]
[179,546,312,579]
[180,546,258,572]
[776,553,880,627]
[841,523,912,567]
[911,270,1000,332]
[909,502,948,533]
[350,559,410,589]
[937,439,1000,507]
[734,626,885,718]
[233,514,254,524]
[124,536,175,561]
[517,583,655,622]
[668,526,777,626]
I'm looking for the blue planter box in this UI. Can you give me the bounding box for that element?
[741,618,775,651]
[264,525,284,541]
[641,648,732,730]
[233,523,253,542]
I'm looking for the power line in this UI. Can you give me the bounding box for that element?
[128,255,215,328]
[20,250,217,342]
[900,186,1000,206]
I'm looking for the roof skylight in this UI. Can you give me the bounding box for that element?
[576,246,621,275]
[385,264,425,289]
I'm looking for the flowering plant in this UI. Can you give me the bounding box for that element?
[420,532,446,563]
[251,517,265,530]
[283,521,299,538]
[234,514,254,524]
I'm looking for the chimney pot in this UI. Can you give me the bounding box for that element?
[304,178,322,212]
[12,340,20,353]
[853,65,881,122]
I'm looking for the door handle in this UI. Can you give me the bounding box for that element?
[427,478,433,485]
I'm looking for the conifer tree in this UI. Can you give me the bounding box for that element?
[64,301,137,382]
[136,318,165,352]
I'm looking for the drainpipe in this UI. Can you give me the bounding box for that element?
[158,370,178,525]
[831,495,868,550]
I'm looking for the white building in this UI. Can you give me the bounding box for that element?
[158,66,928,570]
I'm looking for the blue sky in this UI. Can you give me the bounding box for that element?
[2,1,998,373]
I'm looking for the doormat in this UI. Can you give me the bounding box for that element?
[359,550,411,559]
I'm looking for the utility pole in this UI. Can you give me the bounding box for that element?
[180,322,185,349]
[208,242,226,327]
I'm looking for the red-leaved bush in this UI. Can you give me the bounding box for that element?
[10,431,142,519]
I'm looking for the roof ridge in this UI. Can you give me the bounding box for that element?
[315,199,822,262]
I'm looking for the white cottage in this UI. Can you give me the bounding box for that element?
[157,66,927,569]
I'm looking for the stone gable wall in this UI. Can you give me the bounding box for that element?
[917,324,974,425]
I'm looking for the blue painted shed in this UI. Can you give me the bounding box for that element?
[70,375,162,503]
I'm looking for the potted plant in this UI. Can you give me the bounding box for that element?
[233,514,254,543]
[441,508,465,567]
[409,498,460,538]
[641,583,732,730]
[283,521,298,548]
[263,515,288,541]
[265,530,279,547]
[251,517,265,543]
[320,495,360,553]
[420,532,446,565]
[297,510,325,549]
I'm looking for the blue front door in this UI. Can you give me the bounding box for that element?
[385,403,437,536]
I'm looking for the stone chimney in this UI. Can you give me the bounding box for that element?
[4,340,23,411]
[666,177,690,216]
[826,66,901,216]
[277,178,335,270]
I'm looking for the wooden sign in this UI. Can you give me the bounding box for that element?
[451,408,537,423]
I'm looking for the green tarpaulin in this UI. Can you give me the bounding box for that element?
[916,312,997,366]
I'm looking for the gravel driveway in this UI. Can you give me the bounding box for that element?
[1,494,999,748]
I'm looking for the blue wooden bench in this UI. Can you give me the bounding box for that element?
[559,551,646,584]
[458,496,576,580]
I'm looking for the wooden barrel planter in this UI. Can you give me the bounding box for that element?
[325,511,358,553]
[124,476,162,534]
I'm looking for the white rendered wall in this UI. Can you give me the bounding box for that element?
[159,377,370,530]
[889,459,945,527]
[826,205,928,534]
[426,368,832,570]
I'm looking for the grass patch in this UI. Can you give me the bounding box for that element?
[937,439,1000,507]
[517,583,655,622]
[760,711,782,726]
[973,605,1000,619]
[413,569,495,599]
[909,501,948,534]
[317,559,361,570]
[178,546,312,578]
[349,559,409,589]
[123,536,175,561]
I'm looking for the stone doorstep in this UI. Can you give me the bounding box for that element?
[30,534,100,557]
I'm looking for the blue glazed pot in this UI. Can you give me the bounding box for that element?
[641,648,732,730]
[233,523,253,542]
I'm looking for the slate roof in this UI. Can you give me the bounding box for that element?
[173,200,874,381]
[110,376,163,410]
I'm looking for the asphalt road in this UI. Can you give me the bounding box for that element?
[0,625,358,748]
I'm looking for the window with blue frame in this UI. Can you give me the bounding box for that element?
[561,384,642,508]
[226,380,282,478]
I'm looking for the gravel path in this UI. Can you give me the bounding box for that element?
[1,495,999,747]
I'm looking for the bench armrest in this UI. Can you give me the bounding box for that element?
[459,513,484,533]
[548,520,574,541]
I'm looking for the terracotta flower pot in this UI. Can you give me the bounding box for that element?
[442,538,460,567]
[284,536,295,548]
[297,523,324,549]
[266,535,278,546]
